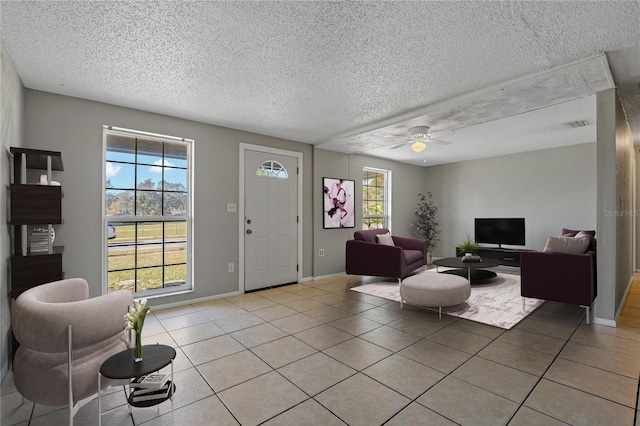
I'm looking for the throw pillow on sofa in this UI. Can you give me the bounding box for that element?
[562,228,595,238]
[377,232,395,246]
[543,236,589,254]
[562,228,596,251]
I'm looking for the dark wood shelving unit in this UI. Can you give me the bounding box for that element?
[9,184,62,224]
[9,147,64,171]
[455,246,532,267]
[10,252,64,298]
[9,147,64,298]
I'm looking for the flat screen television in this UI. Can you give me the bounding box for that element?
[475,218,525,247]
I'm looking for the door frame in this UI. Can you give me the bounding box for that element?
[238,143,303,293]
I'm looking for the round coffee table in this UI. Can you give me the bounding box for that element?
[98,344,176,425]
[433,257,501,283]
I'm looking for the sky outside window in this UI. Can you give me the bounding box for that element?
[106,159,187,189]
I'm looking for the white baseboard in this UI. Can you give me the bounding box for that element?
[151,275,335,311]
[313,272,346,281]
[151,290,241,311]
[614,274,635,323]
[149,272,355,311]
[590,299,616,327]
[593,316,617,327]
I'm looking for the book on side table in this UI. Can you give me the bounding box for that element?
[131,381,173,402]
[130,373,170,390]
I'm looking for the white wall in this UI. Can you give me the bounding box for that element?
[22,90,313,305]
[424,143,597,258]
[1,40,24,380]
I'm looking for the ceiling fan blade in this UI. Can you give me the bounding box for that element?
[389,142,409,149]
[428,138,452,146]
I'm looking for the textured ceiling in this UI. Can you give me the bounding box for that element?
[365,95,597,167]
[1,1,639,166]
[319,55,612,158]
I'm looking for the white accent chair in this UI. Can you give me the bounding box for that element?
[12,278,132,425]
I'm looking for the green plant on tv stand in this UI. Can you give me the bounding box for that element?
[458,234,478,256]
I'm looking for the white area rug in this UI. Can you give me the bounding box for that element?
[351,269,544,329]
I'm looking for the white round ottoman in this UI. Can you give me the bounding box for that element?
[400,273,470,318]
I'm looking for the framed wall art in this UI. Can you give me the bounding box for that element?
[323,177,355,229]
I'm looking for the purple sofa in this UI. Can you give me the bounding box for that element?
[345,228,427,282]
[520,236,596,323]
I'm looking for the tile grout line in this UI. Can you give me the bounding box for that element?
[183,302,371,425]
[178,329,244,426]
[279,301,480,424]
[16,276,640,425]
[382,304,585,424]
[184,287,576,424]
[503,316,589,425]
[156,284,595,425]
[221,293,441,424]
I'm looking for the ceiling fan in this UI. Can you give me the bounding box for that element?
[389,126,452,153]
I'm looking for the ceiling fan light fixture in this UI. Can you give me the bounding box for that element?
[409,126,430,139]
[411,140,426,152]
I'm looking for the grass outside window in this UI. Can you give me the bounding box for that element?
[107,222,187,293]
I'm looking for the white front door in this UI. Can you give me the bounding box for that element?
[244,150,298,291]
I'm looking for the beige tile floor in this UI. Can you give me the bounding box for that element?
[3,274,640,425]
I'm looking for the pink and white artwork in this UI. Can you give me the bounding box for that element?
[323,177,355,228]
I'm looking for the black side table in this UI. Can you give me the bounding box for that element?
[98,344,176,425]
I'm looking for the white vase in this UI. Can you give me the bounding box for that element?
[426,252,433,265]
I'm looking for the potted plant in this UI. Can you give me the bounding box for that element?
[411,192,440,264]
[457,234,478,256]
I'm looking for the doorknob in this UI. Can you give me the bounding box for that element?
[247,219,252,224]
[246,229,252,234]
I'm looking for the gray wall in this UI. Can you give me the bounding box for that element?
[596,89,635,322]
[313,149,351,277]
[348,154,427,237]
[1,40,24,380]
[423,143,597,258]
[615,94,635,317]
[8,85,635,381]
[636,147,640,269]
[313,148,427,277]
[22,90,313,304]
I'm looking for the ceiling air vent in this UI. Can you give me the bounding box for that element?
[567,120,589,128]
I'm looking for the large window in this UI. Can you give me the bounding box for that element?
[103,126,193,296]
[362,167,391,230]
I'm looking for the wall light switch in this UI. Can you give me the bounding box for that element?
[227,203,237,213]
[228,263,235,273]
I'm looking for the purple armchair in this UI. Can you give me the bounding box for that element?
[520,236,596,323]
[345,229,427,282]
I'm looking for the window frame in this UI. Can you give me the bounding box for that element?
[102,125,194,298]
[362,167,392,231]
[257,160,288,178]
